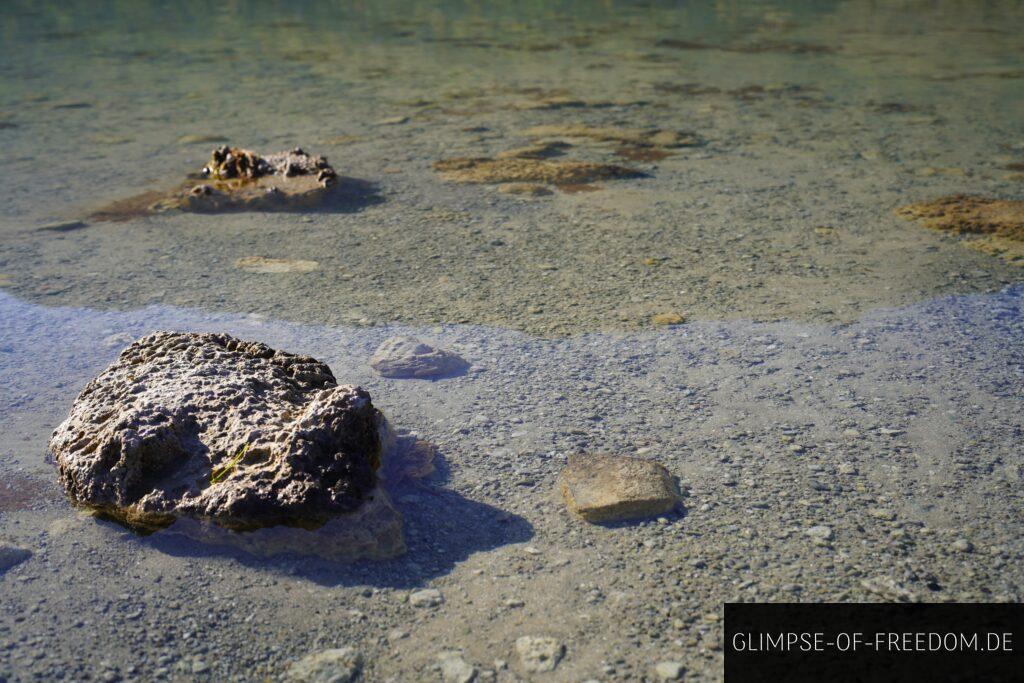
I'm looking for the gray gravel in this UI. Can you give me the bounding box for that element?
[1,283,1022,681]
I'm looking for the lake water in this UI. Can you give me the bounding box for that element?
[1,1,1023,681]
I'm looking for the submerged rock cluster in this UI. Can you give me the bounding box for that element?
[89,145,340,221]
[49,332,390,537]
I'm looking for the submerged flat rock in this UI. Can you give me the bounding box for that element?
[49,332,396,549]
[286,647,364,683]
[370,337,468,379]
[560,454,680,522]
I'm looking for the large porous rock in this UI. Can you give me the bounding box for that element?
[88,146,339,221]
[370,337,468,379]
[49,332,400,558]
[560,454,680,523]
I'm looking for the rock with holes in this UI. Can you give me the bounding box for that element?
[48,331,403,559]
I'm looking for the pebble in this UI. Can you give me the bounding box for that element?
[409,588,444,608]
[286,648,363,682]
[437,652,477,683]
[868,508,896,521]
[654,661,685,681]
[514,636,564,673]
[805,526,834,543]
[951,539,973,553]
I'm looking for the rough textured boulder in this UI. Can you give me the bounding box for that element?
[560,454,680,522]
[49,332,392,541]
[370,337,468,379]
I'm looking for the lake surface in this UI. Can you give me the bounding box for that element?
[1,1,1023,681]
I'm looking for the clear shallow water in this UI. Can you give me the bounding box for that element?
[3,0,1023,225]
[2,1,1024,681]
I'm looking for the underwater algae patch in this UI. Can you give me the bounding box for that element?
[0,473,57,512]
[523,124,700,148]
[235,256,320,273]
[896,195,1024,265]
[433,157,643,186]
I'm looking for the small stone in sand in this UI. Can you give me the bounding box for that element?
[514,636,564,673]
[652,312,686,326]
[370,337,468,379]
[654,661,686,681]
[286,647,363,683]
[561,454,681,523]
[409,588,444,608]
[437,652,477,683]
[234,256,319,273]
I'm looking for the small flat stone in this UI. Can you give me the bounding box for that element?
[514,636,564,673]
[651,312,686,326]
[409,588,444,608]
[805,525,834,542]
[370,337,468,379]
[234,256,319,273]
[437,652,477,683]
[654,661,685,681]
[286,648,363,683]
[951,538,973,553]
[38,220,87,233]
[561,454,680,523]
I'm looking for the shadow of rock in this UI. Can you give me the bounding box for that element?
[84,176,383,223]
[138,438,532,589]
